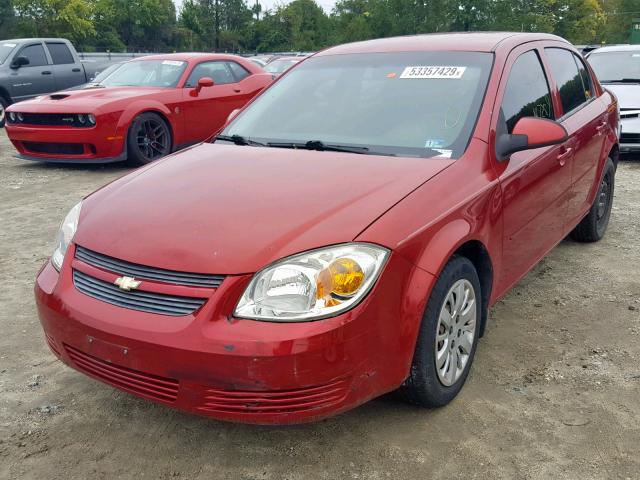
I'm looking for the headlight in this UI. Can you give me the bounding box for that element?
[8,112,16,122]
[51,201,82,271]
[16,113,23,122]
[87,114,96,125]
[234,243,389,322]
[77,114,86,125]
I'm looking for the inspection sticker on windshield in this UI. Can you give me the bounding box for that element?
[400,66,466,79]
[162,60,183,66]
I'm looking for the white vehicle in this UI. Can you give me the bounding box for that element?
[588,45,640,153]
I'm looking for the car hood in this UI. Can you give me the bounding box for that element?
[75,143,453,274]
[10,86,168,112]
[602,83,640,109]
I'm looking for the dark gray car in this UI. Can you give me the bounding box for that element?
[0,38,119,127]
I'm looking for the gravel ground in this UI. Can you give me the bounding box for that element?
[1,130,639,480]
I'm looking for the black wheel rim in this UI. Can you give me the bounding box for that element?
[0,103,5,125]
[135,118,169,161]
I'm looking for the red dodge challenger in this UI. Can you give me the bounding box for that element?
[5,53,272,164]
[35,33,619,424]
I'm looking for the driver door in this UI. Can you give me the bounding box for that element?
[9,42,56,101]
[182,61,248,142]
[492,46,573,292]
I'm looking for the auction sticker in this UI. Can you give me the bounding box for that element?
[400,66,466,79]
[162,60,184,66]
[3,43,17,48]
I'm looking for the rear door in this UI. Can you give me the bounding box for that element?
[492,45,573,290]
[181,60,252,143]
[46,41,86,90]
[8,42,56,100]
[541,47,609,230]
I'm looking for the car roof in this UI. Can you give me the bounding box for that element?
[317,32,568,56]
[589,44,638,54]
[135,53,248,62]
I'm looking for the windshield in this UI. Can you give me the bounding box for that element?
[265,59,299,74]
[98,59,187,87]
[91,63,124,83]
[588,51,640,82]
[223,52,493,158]
[0,42,17,65]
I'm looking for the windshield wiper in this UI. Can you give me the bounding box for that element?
[215,134,267,147]
[601,78,640,84]
[267,140,370,154]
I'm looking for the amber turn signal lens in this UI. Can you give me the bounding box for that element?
[328,258,364,297]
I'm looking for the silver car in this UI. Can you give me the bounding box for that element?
[588,45,640,153]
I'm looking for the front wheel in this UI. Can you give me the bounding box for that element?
[570,158,615,243]
[0,97,8,128]
[400,256,482,407]
[127,112,172,166]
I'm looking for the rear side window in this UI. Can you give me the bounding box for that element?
[545,48,589,115]
[18,44,48,67]
[228,61,250,81]
[46,42,74,65]
[500,50,554,133]
[573,53,594,101]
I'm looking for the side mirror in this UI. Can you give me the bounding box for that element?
[195,76,214,93]
[496,117,568,160]
[11,56,29,69]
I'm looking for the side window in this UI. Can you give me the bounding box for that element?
[500,50,554,133]
[545,48,588,115]
[573,53,594,101]
[46,42,74,65]
[185,61,235,87]
[227,61,250,82]
[18,44,48,67]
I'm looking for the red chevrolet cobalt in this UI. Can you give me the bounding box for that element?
[35,33,619,424]
[5,54,272,164]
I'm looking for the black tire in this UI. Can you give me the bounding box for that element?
[126,112,172,166]
[400,256,482,407]
[0,96,8,128]
[570,158,615,243]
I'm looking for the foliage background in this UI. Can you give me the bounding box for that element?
[0,0,638,53]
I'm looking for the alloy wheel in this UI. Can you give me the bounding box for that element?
[135,118,170,161]
[435,279,477,386]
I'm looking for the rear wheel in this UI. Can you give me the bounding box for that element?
[0,97,8,128]
[570,158,615,243]
[127,112,172,166]
[400,256,482,407]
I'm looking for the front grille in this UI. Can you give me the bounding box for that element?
[23,142,84,155]
[75,246,225,289]
[10,113,92,128]
[73,270,206,316]
[620,133,640,143]
[64,344,179,403]
[196,379,349,415]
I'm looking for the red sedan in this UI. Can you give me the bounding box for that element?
[35,33,619,424]
[5,53,272,164]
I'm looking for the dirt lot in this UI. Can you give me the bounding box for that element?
[0,129,639,480]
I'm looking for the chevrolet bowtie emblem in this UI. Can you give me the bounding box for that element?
[114,276,141,291]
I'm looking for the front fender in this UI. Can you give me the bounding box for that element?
[114,101,176,145]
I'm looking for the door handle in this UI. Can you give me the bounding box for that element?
[557,147,573,166]
[233,88,241,93]
[72,68,81,73]
[42,71,52,75]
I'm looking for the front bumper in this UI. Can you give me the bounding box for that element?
[5,117,126,163]
[620,115,640,152]
[35,245,432,424]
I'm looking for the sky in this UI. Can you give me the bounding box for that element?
[174,0,338,14]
